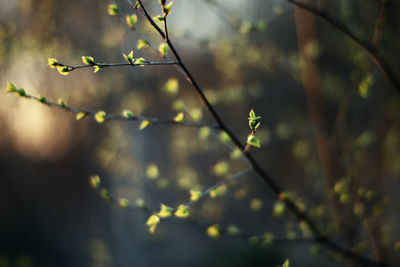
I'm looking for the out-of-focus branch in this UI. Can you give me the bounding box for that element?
[284,0,400,94]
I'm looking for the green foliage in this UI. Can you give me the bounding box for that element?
[163,78,179,94]
[95,111,107,123]
[122,109,133,118]
[159,43,169,57]
[137,39,150,49]
[123,51,134,64]
[126,14,138,30]
[107,4,119,16]
[174,112,184,123]
[76,112,87,120]
[82,56,94,65]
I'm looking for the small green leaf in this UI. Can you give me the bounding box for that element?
[174,204,189,218]
[136,198,146,208]
[126,14,138,30]
[57,98,67,108]
[159,43,169,57]
[164,1,174,15]
[82,56,94,65]
[38,95,47,104]
[47,58,58,68]
[118,198,130,208]
[230,148,242,160]
[76,112,87,120]
[15,88,26,97]
[123,50,134,64]
[135,57,146,66]
[95,111,107,123]
[94,65,104,73]
[122,109,133,118]
[199,127,210,140]
[99,188,110,200]
[137,39,150,50]
[5,82,17,93]
[359,73,373,99]
[139,120,151,130]
[146,215,160,233]
[257,21,268,31]
[157,204,173,218]
[107,4,119,16]
[273,201,286,217]
[213,160,229,176]
[190,190,202,202]
[89,175,101,190]
[282,259,290,267]
[174,112,184,123]
[247,135,260,148]
[163,78,179,94]
[56,65,72,76]
[153,15,164,22]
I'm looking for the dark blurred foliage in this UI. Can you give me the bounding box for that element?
[0,0,400,266]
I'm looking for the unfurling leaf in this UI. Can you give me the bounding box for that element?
[190,190,202,202]
[123,51,134,64]
[174,112,184,123]
[47,58,58,68]
[247,135,260,148]
[164,1,174,15]
[139,120,151,130]
[153,15,164,22]
[89,175,101,189]
[206,225,220,238]
[57,98,67,108]
[135,57,146,66]
[5,82,17,93]
[107,4,119,16]
[56,65,72,76]
[94,65,104,73]
[76,112,87,120]
[146,215,160,233]
[95,111,107,123]
[174,204,189,218]
[282,259,290,267]
[82,56,94,65]
[118,198,130,208]
[157,204,172,218]
[122,109,133,118]
[126,14,138,30]
[159,43,169,57]
[137,39,150,50]
[38,95,47,104]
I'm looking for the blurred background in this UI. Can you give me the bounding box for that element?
[0,0,399,266]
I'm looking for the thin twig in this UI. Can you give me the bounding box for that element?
[284,0,400,94]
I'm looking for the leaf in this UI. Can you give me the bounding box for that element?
[81,56,94,65]
[153,15,164,22]
[94,65,104,73]
[95,111,107,123]
[47,58,58,68]
[163,78,179,94]
[199,127,210,140]
[227,225,240,235]
[230,148,242,160]
[157,204,172,218]
[118,198,130,208]
[126,14,138,30]
[57,98,67,108]
[122,109,133,118]
[210,185,227,198]
[159,43,169,57]
[174,112,184,123]
[164,1,174,15]
[146,163,159,179]
[99,188,110,200]
[250,198,263,212]
[38,95,47,104]
[107,4,119,16]
[5,82,17,93]
[273,201,286,217]
[123,50,134,64]
[359,73,373,99]
[139,120,151,130]
[136,198,146,208]
[282,259,290,267]
[16,88,26,97]
[137,39,150,50]
[190,190,202,202]
[206,225,220,238]
[146,215,160,233]
[89,174,101,189]
[247,135,260,148]
[76,112,87,120]
[135,57,146,66]
[56,65,71,76]
[174,204,189,218]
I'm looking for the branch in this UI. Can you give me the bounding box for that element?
[284,0,400,94]
[6,88,217,129]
